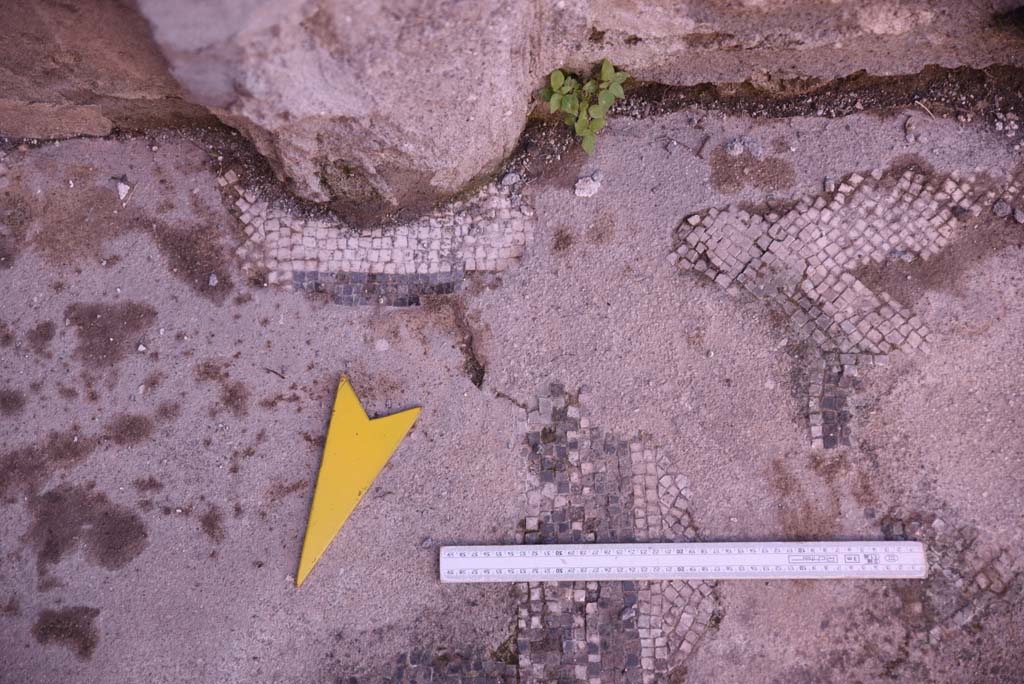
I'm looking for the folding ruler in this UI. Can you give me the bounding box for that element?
[440,541,927,583]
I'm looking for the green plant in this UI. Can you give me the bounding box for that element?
[538,59,629,154]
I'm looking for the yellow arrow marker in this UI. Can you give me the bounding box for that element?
[296,376,420,587]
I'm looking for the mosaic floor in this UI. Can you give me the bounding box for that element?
[670,163,1024,448]
[375,382,719,684]
[219,170,535,306]
[205,149,1024,680]
[851,506,1024,677]
[215,156,1024,454]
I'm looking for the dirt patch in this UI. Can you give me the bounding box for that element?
[22,174,126,263]
[552,227,574,252]
[132,476,163,492]
[857,212,1023,307]
[25,483,148,579]
[26,320,55,356]
[259,392,301,410]
[709,145,796,194]
[0,388,26,416]
[194,359,250,417]
[768,458,841,540]
[219,381,250,417]
[103,413,155,446]
[0,428,99,502]
[266,479,308,505]
[3,595,19,617]
[31,606,101,660]
[155,401,181,421]
[3,159,236,300]
[587,214,615,245]
[228,444,258,475]
[513,120,588,191]
[65,301,158,369]
[621,65,1024,126]
[809,450,851,482]
[852,159,1023,306]
[149,221,234,304]
[199,505,226,543]
[195,359,230,382]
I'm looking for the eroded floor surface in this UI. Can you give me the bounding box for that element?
[1,105,1022,683]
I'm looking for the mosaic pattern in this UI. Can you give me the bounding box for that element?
[671,165,1024,447]
[219,170,535,305]
[373,383,717,683]
[878,508,1022,651]
[382,647,518,683]
[515,382,718,684]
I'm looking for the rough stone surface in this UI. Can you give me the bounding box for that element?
[0,0,210,138]
[135,0,582,225]
[574,174,602,198]
[134,0,1024,222]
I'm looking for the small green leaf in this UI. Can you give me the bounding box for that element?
[609,82,624,99]
[583,80,598,94]
[563,114,574,125]
[590,116,605,132]
[588,104,604,119]
[565,77,579,92]
[563,93,579,115]
[574,112,588,137]
[601,58,615,82]
[549,92,562,113]
[581,133,596,155]
[598,90,615,109]
[539,86,553,101]
[613,71,629,84]
[550,70,565,90]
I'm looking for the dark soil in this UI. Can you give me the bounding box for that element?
[622,65,1024,124]
[31,606,101,660]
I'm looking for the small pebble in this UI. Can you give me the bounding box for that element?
[137,343,147,353]
[499,171,520,187]
[116,181,130,201]
[208,273,219,287]
[574,174,601,198]
[1014,208,1024,224]
[993,199,1011,218]
[725,139,745,157]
